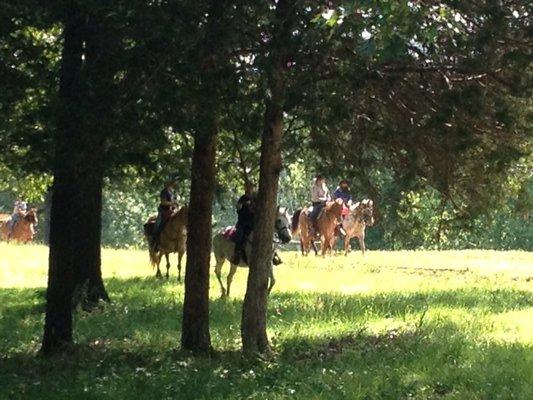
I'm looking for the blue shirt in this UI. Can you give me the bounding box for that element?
[333,187,351,204]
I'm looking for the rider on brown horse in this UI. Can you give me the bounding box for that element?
[309,174,330,235]
[151,175,180,251]
[7,198,28,240]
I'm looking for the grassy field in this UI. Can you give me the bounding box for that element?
[1,243,532,399]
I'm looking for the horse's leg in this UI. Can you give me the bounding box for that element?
[312,239,318,256]
[344,234,351,256]
[226,263,238,297]
[177,251,183,283]
[155,254,163,278]
[358,235,366,255]
[267,263,276,294]
[214,258,226,297]
[165,253,171,279]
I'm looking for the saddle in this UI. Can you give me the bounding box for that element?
[221,226,237,241]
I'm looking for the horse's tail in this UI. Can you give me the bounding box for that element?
[148,245,159,268]
[292,209,302,234]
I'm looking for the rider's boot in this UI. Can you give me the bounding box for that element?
[232,248,241,265]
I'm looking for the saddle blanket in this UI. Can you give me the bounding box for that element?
[221,226,236,241]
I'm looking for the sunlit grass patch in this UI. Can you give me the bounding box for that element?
[1,243,532,399]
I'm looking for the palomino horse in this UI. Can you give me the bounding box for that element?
[292,199,344,256]
[341,199,375,255]
[144,206,188,280]
[212,207,292,297]
[0,209,38,243]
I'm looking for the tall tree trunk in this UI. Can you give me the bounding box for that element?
[42,9,114,354]
[181,126,217,353]
[42,11,85,354]
[180,0,226,353]
[241,0,293,355]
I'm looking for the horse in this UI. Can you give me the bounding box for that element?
[212,207,292,297]
[292,198,344,256]
[340,199,375,255]
[0,209,38,243]
[144,205,188,280]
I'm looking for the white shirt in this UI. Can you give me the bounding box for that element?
[311,182,330,203]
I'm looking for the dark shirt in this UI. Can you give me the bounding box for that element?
[333,187,352,204]
[236,194,254,226]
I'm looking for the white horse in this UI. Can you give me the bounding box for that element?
[212,207,292,297]
[341,199,374,255]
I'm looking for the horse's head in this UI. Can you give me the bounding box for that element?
[24,208,38,226]
[275,206,292,244]
[350,199,374,226]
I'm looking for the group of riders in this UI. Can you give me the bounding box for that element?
[148,173,354,264]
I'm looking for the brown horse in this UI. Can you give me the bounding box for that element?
[0,209,38,243]
[292,199,344,256]
[341,199,375,255]
[144,206,188,280]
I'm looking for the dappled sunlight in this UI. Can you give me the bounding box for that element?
[485,308,533,344]
[1,243,532,398]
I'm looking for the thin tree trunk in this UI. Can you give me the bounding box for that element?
[181,0,226,354]
[181,126,217,353]
[241,0,293,355]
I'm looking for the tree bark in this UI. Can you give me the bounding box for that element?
[241,0,293,355]
[42,10,85,354]
[181,126,217,353]
[42,8,113,354]
[181,0,227,353]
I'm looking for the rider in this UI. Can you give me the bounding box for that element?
[233,181,255,265]
[333,179,352,205]
[332,180,352,236]
[7,198,28,239]
[151,175,179,251]
[309,174,330,234]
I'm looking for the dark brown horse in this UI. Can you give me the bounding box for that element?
[0,209,38,243]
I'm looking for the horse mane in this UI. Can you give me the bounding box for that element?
[24,210,37,223]
[291,209,302,232]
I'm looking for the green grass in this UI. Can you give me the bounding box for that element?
[1,243,532,399]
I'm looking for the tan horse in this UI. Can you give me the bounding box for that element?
[341,199,375,255]
[0,209,38,243]
[292,199,344,256]
[144,206,188,280]
[212,208,292,297]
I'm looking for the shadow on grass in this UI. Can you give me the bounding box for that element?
[1,276,532,352]
[1,320,532,400]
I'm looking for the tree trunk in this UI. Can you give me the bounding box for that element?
[42,11,85,354]
[181,127,217,353]
[180,0,226,354]
[241,0,293,355]
[42,9,113,354]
